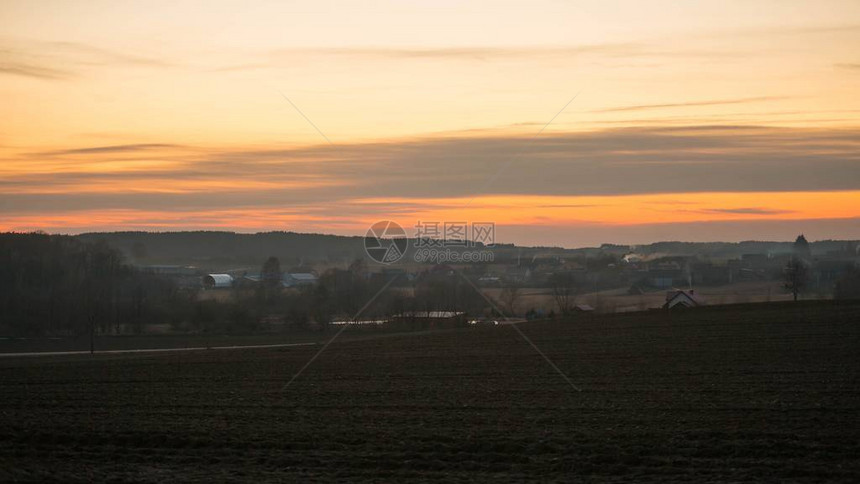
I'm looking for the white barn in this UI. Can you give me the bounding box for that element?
[203,274,234,289]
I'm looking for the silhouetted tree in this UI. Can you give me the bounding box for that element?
[793,234,812,260]
[261,256,282,287]
[257,256,283,304]
[549,272,577,316]
[784,257,809,302]
[499,285,521,317]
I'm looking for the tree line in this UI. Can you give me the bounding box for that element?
[0,233,195,337]
[0,233,499,336]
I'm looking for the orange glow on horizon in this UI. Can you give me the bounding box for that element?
[356,191,860,226]
[3,191,859,237]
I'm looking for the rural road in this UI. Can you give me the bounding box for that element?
[0,341,318,358]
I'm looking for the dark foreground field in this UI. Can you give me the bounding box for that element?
[1,302,859,482]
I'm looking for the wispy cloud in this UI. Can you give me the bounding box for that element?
[0,39,171,80]
[698,207,795,215]
[212,42,737,71]
[592,96,789,113]
[5,125,860,216]
[207,22,860,72]
[700,22,860,39]
[835,63,860,70]
[43,41,171,68]
[32,143,182,157]
[278,44,648,60]
[0,61,71,80]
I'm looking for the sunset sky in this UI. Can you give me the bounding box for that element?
[2,0,859,247]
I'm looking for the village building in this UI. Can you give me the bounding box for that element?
[282,273,318,287]
[203,274,234,289]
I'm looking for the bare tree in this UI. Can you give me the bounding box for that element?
[261,256,282,288]
[258,256,283,304]
[549,273,577,316]
[499,285,521,317]
[784,257,809,302]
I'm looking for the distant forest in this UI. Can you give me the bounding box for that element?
[73,231,860,268]
[76,231,369,269]
[3,231,860,337]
